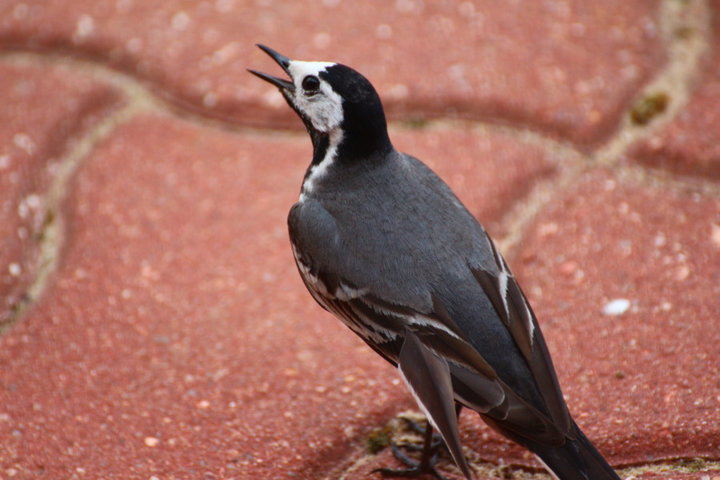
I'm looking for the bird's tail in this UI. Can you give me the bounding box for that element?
[532,422,620,480]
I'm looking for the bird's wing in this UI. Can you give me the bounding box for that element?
[292,253,505,406]
[398,329,472,479]
[470,236,573,437]
[294,258,505,475]
[294,250,569,444]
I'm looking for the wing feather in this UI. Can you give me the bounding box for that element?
[398,330,472,479]
[472,237,572,435]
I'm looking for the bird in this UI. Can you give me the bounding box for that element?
[249,44,621,480]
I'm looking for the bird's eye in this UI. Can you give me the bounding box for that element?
[302,75,320,94]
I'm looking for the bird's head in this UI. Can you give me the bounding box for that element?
[249,44,391,160]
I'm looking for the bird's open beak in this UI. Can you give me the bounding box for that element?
[247,44,296,92]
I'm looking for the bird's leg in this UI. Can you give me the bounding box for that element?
[396,405,463,454]
[394,416,444,453]
[416,421,442,474]
[374,422,451,480]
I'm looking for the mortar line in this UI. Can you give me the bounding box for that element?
[485,0,714,258]
[1,99,146,332]
[0,48,594,161]
[592,0,711,165]
[0,49,299,137]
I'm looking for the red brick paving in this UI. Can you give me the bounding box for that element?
[1,1,719,480]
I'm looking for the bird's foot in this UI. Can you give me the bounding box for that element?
[373,444,452,480]
[396,416,445,452]
[373,417,454,480]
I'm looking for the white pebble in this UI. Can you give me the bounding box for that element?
[202,91,218,108]
[13,133,35,155]
[375,24,392,39]
[602,298,630,316]
[171,11,190,31]
[144,436,160,447]
[74,14,95,40]
[711,223,720,248]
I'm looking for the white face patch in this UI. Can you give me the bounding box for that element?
[287,60,344,133]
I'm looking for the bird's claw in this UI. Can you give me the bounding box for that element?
[397,416,446,452]
[373,424,454,480]
[374,447,453,480]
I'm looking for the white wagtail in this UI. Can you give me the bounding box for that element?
[249,45,621,480]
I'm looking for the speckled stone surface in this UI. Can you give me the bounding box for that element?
[0,0,664,145]
[0,1,719,479]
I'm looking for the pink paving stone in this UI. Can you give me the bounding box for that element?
[0,61,121,330]
[0,0,664,146]
[628,2,720,178]
[507,169,719,467]
[0,115,554,479]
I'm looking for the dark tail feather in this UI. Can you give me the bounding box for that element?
[532,422,620,480]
